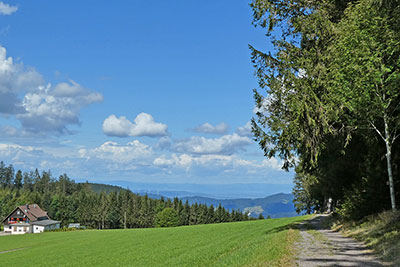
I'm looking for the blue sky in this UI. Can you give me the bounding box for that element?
[0,1,294,192]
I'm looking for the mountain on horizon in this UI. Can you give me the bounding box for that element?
[96,180,293,199]
[181,193,297,218]
[86,182,297,218]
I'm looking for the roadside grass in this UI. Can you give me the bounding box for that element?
[334,210,400,265]
[0,216,309,267]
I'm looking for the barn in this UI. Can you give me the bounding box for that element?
[2,204,60,234]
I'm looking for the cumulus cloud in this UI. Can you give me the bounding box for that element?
[236,121,253,137]
[17,82,103,134]
[154,136,172,150]
[102,113,168,138]
[172,133,252,155]
[153,154,193,170]
[0,46,44,114]
[192,122,229,134]
[80,140,153,163]
[0,45,103,135]
[0,2,17,15]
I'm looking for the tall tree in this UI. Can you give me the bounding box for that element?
[250,0,353,169]
[14,170,23,190]
[330,0,400,210]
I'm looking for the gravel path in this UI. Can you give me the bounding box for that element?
[296,215,386,267]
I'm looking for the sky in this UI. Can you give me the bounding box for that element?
[0,1,295,193]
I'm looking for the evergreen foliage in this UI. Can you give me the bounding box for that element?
[0,162,248,229]
[250,0,400,219]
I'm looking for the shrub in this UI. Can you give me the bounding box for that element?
[155,208,179,228]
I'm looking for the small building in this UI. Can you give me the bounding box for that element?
[68,223,80,229]
[1,204,60,234]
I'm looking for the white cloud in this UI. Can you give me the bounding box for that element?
[153,153,284,173]
[0,2,17,15]
[154,154,193,170]
[173,133,252,155]
[79,140,153,163]
[192,122,229,134]
[17,82,103,134]
[0,46,43,114]
[155,136,172,150]
[0,45,103,135]
[236,121,253,137]
[102,113,168,137]
[0,138,287,185]
[154,154,232,171]
[0,143,40,157]
[261,158,283,171]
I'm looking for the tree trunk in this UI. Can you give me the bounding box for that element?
[384,113,396,211]
[124,212,127,229]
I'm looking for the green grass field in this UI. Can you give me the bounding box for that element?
[0,216,309,267]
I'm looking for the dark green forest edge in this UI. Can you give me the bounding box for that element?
[0,162,250,230]
[250,0,400,263]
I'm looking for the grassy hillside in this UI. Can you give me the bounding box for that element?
[0,216,309,266]
[182,193,297,218]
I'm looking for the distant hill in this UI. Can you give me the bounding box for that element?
[88,183,128,194]
[85,182,297,218]
[181,193,297,218]
[104,181,293,199]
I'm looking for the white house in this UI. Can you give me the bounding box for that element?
[2,204,60,234]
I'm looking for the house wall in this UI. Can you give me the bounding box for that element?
[33,225,45,233]
[4,224,12,233]
[10,224,30,235]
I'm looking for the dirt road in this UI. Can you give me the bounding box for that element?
[296,215,387,267]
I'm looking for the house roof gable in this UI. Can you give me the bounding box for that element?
[2,204,49,224]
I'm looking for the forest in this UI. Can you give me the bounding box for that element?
[251,0,400,220]
[0,161,249,229]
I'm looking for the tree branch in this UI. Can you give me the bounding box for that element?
[370,121,385,142]
[392,131,400,145]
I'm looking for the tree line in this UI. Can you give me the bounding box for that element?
[250,0,400,220]
[0,162,250,229]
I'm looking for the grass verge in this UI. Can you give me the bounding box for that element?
[334,210,400,265]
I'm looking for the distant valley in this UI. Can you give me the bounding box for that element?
[88,183,297,218]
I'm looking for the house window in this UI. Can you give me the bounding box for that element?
[9,226,11,229]
[17,211,20,215]
[36,227,38,230]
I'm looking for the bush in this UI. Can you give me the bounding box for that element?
[155,208,179,228]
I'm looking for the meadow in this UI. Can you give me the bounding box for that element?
[0,216,308,266]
